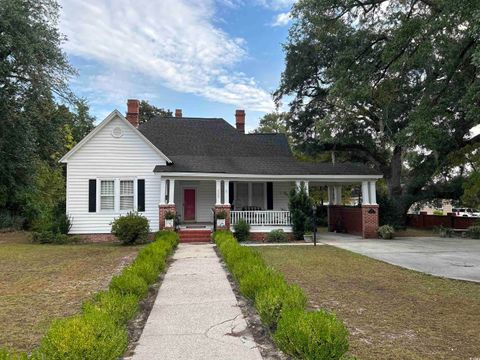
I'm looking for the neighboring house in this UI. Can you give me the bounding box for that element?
[60,100,382,241]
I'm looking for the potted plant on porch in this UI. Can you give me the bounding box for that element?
[164,211,175,228]
[216,210,227,228]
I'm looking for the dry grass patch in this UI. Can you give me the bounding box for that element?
[256,245,480,360]
[0,232,139,352]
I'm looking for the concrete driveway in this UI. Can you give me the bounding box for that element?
[321,234,480,283]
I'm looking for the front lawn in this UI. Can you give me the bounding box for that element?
[0,232,139,352]
[256,245,480,360]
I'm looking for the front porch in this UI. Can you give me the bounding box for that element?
[157,174,380,240]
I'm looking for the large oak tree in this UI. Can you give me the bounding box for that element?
[275,0,480,223]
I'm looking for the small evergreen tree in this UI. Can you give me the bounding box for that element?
[288,185,313,240]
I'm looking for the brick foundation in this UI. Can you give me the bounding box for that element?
[249,232,295,242]
[214,205,231,230]
[76,233,156,243]
[159,204,176,230]
[362,205,379,239]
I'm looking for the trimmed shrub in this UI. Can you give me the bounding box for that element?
[255,283,307,330]
[378,225,395,239]
[82,290,138,326]
[111,212,150,245]
[466,225,480,239]
[233,219,250,242]
[239,266,284,301]
[39,312,127,360]
[274,309,349,360]
[266,229,288,243]
[213,230,349,359]
[216,210,227,219]
[109,267,149,298]
[289,184,313,240]
[130,259,159,285]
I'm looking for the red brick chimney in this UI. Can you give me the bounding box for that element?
[126,99,140,127]
[175,109,182,118]
[235,109,245,133]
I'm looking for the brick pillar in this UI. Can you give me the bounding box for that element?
[214,205,231,230]
[362,205,379,239]
[159,204,176,230]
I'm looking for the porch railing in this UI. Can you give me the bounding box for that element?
[230,210,291,226]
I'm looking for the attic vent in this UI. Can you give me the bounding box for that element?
[111,127,123,138]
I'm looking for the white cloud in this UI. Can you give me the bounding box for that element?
[257,0,296,10]
[271,11,291,26]
[59,0,274,112]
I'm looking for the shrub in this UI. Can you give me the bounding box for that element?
[266,229,288,243]
[109,268,148,298]
[51,213,72,235]
[130,259,159,285]
[378,225,395,239]
[274,309,349,360]
[164,211,175,220]
[432,210,444,216]
[31,231,74,244]
[255,283,307,330]
[239,266,284,301]
[289,184,313,240]
[233,219,250,242]
[434,225,454,238]
[111,212,150,245]
[39,312,127,360]
[466,225,480,239]
[82,290,138,326]
[216,210,227,219]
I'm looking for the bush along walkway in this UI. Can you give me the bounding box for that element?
[130,243,263,360]
[214,231,351,360]
[0,231,179,360]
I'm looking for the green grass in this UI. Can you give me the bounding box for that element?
[0,232,139,352]
[256,245,480,360]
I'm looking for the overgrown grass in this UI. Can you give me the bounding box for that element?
[256,245,480,360]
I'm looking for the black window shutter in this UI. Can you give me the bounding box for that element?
[229,182,234,205]
[137,179,145,212]
[88,179,96,212]
[267,182,273,210]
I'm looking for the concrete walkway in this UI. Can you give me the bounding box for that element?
[131,244,263,360]
[321,235,480,283]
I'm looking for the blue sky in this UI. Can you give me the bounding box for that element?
[58,0,295,131]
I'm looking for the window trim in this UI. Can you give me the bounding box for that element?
[96,177,138,213]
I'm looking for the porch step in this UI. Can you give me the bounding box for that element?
[178,230,212,243]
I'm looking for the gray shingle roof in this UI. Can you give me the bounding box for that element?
[139,116,380,176]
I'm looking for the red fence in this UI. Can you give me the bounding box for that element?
[328,206,363,235]
[407,213,478,229]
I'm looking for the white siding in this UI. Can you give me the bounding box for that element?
[174,180,216,222]
[273,181,293,210]
[66,116,166,234]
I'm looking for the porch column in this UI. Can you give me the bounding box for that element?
[361,181,370,204]
[327,186,334,205]
[334,186,342,205]
[295,180,301,191]
[223,180,230,205]
[159,178,166,205]
[215,180,222,205]
[304,181,309,195]
[168,179,175,205]
[369,181,377,204]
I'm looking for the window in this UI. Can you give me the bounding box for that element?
[251,183,265,209]
[120,180,134,210]
[100,180,115,210]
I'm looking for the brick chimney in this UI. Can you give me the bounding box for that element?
[126,99,140,127]
[175,109,182,118]
[235,109,245,133]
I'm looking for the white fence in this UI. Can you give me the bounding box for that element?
[230,211,291,226]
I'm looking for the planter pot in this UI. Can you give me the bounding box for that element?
[164,219,174,228]
[216,219,226,228]
[304,234,313,242]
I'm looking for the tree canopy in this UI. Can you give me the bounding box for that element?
[275,0,480,223]
[139,100,172,123]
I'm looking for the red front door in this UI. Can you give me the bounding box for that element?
[184,189,196,221]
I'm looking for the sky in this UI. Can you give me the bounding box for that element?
[58,0,296,131]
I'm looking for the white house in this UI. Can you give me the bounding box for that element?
[60,100,382,242]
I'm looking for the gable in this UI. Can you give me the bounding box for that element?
[60,110,171,164]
